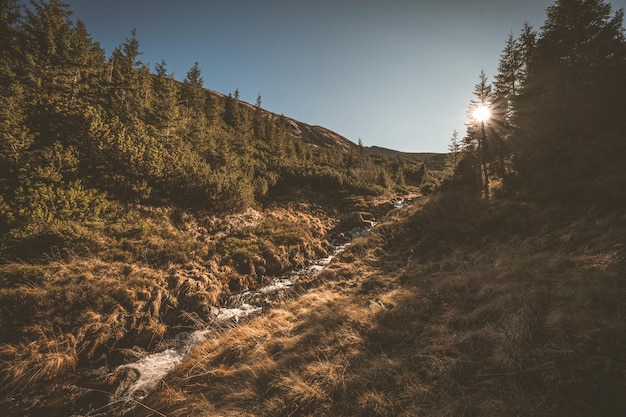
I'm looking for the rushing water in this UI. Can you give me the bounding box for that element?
[1,199,415,417]
[117,242,351,400]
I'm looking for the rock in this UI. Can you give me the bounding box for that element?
[339,212,375,231]
[110,367,140,400]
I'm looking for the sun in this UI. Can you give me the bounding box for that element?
[472,105,491,122]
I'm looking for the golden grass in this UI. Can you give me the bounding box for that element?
[0,259,172,393]
[0,202,341,401]
[0,326,77,392]
[131,202,626,417]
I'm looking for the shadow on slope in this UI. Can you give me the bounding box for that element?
[130,193,626,417]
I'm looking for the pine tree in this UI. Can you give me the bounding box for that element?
[447,129,462,171]
[180,62,212,150]
[109,29,150,120]
[467,70,493,198]
[516,22,537,90]
[253,93,264,139]
[0,0,30,179]
[492,26,536,180]
[182,61,205,114]
[513,0,626,180]
[20,0,75,95]
[224,89,241,128]
[0,84,34,184]
[150,59,180,138]
[0,0,21,86]
[68,20,105,105]
[493,34,520,127]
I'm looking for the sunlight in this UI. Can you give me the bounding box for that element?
[472,104,491,122]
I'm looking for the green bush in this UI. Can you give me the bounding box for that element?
[9,180,109,239]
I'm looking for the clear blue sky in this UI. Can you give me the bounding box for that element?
[68,0,626,153]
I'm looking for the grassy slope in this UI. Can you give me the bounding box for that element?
[134,196,626,417]
[366,146,448,171]
[0,202,339,397]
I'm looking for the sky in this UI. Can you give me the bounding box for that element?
[68,0,626,153]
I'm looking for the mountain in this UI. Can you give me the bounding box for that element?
[206,89,358,152]
[289,122,357,152]
[367,145,447,171]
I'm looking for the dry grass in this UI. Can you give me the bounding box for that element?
[2,195,623,415]
[131,200,626,417]
[0,326,77,391]
[0,202,339,399]
[0,259,172,393]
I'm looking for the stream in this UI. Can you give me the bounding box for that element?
[109,200,413,411]
[2,198,414,416]
[116,241,351,402]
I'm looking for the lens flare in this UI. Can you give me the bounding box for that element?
[472,105,491,122]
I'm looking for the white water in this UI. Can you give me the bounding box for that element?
[114,193,422,401]
[118,242,350,400]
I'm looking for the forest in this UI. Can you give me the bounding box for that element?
[1,0,626,416]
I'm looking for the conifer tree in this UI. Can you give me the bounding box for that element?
[467,70,493,198]
[0,0,21,86]
[180,62,212,151]
[447,129,462,171]
[109,29,150,120]
[492,29,530,180]
[513,0,626,180]
[182,61,205,114]
[494,34,520,127]
[224,89,241,128]
[253,93,264,139]
[150,59,180,138]
[68,20,105,105]
[0,84,34,187]
[0,0,29,179]
[516,22,537,90]
[20,0,75,94]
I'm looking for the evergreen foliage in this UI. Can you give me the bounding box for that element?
[454,0,626,203]
[0,0,406,246]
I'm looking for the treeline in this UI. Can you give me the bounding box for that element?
[0,0,413,243]
[449,0,626,205]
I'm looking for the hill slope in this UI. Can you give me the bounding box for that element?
[126,196,626,417]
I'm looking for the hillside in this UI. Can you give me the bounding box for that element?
[206,88,357,152]
[0,1,436,413]
[2,0,626,415]
[367,146,448,175]
[119,192,626,417]
[367,146,446,168]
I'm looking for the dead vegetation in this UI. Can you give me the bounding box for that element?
[130,196,626,417]
[0,202,339,397]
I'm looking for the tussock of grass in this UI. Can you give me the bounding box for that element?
[0,260,172,393]
[0,326,78,391]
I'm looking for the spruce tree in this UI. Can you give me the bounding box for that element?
[253,93,264,139]
[150,59,180,138]
[513,0,626,181]
[182,61,205,114]
[447,129,462,171]
[224,90,241,128]
[467,70,493,198]
[494,33,520,127]
[109,29,150,120]
[0,0,21,86]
